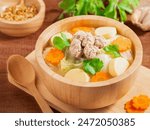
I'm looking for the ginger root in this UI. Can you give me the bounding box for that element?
[131,6,150,31]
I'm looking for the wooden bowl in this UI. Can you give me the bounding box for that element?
[0,0,45,37]
[35,16,143,109]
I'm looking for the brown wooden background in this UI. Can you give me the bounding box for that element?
[0,0,150,112]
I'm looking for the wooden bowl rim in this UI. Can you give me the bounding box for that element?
[35,15,143,88]
[0,0,45,24]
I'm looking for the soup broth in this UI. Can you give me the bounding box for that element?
[43,26,133,82]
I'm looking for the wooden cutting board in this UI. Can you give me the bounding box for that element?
[8,51,150,113]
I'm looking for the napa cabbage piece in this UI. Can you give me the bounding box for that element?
[60,57,83,74]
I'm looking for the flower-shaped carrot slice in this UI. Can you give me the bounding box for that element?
[124,100,144,113]
[45,48,64,66]
[132,95,150,110]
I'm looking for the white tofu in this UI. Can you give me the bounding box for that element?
[120,50,133,63]
[64,68,90,82]
[96,53,112,72]
[109,57,129,77]
[95,27,117,39]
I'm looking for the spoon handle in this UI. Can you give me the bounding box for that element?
[28,83,53,113]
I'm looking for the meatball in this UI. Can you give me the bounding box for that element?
[69,39,82,58]
[82,32,95,47]
[74,31,95,47]
[95,35,107,48]
[69,31,103,59]
[84,44,99,59]
[74,31,87,41]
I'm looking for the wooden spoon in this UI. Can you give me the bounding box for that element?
[7,55,53,113]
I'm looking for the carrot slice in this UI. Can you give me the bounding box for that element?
[124,100,144,113]
[112,36,132,52]
[45,48,64,66]
[91,72,111,82]
[132,95,150,110]
[124,95,150,113]
[71,27,94,34]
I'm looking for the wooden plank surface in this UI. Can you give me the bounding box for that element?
[0,0,150,112]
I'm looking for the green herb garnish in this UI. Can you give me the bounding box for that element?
[83,58,104,75]
[103,44,121,58]
[58,0,140,22]
[53,33,70,50]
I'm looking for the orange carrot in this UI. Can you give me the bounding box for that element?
[91,72,111,82]
[112,36,132,52]
[132,95,150,110]
[71,27,94,34]
[124,100,144,113]
[45,48,64,66]
[124,95,150,113]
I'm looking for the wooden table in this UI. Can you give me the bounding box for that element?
[0,0,150,113]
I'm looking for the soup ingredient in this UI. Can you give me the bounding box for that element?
[132,95,150,110]
[112,36,132,52]
[0,4,37,21]
[60,57,83,73]
[51,32,73,44]
[83,58,103,75]
[69,31,96,59]
[84,44,99,59]
[120,50,133,63]
[124,100,144,113]
[64,68,90,82]
[45,48,64,66]
[109,57,129,77]
[71,27,94,33]
[53,33,70,50]
[96,53,112,72]
[95,27,117,39]
[43,47,55,67]
[58,0,139,22]
[91,72,111,82]
[131,6,150,31]
[74,31,95,47]
[103,44,121,58]
[43,47,53,59]
[95,35,107,48]
[69,39,82,58]
[105,35,119,46]
[69,30,108,59]
[124,95,150,113]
